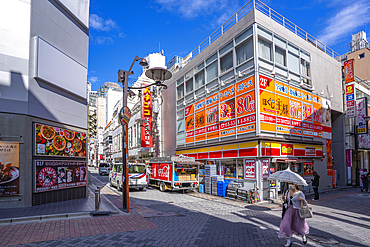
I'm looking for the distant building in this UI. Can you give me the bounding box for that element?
[97,82,122,97]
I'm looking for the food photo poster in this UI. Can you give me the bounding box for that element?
[35,160,87,192]
[35,123,86,157]
[0,142,19,196]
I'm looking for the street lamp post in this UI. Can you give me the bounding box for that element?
[118,59,171,212]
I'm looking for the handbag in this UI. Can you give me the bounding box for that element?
[281,191,289,219]
[299,204,313,218]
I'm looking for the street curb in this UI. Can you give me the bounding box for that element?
[88,178,122,215]
[0,212,92,225]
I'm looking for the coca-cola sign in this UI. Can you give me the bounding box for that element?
[151,163,172,181]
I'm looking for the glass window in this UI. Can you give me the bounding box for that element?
[219,42,233,56]
[177,109,184,120]
[288,52,299,74]
[236,38,253,65]
[206,61,218,83]
[220,52,233,73]
[235,27,253,45]
[301,59,310,77]
[275,46,286,66]
[237,159,244,179]
[195,70,205,89]
[177,119,185,133]
[177,84,184,99]
[117,164,122,173]
[128,164,145,174]
[222,159,236,178]
[194,62,204,73]
[176,77,184,86]
[185,70,193,80]
[206,53,217,65]
[258,38,272,61]
[186,78,193,94]
[359,53,365,59]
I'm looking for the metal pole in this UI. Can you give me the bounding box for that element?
[122,70,130,212]
[355,122,360,186]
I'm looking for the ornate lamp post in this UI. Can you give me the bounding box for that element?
[118,59,171,212]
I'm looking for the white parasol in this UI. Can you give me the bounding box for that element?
[267,167,308,186]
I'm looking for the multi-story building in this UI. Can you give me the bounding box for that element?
[341,31,370,185]
[162,0,344,198]
[0,0,90,207]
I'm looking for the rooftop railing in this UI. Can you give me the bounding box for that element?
[185,0,340,65]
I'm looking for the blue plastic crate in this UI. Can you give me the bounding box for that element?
[199,184,205,193]
[174,172,179,181]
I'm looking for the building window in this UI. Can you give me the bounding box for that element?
[300,59,310,77]
[288,52,299,74]
[275,46,286,66]
[206,60,218,83]
[195,70,205,89]
[237,159,244,179]
[258,38,272,61]
[177,84,184,99]
[222,159,236,179]
[236,38,253,65]
[220,52,233,73]
[185,78,193,94]
[359,53,365,59]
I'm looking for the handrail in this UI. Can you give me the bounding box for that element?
[183,0,340,66]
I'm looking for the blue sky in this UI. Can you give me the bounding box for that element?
[88,0,370,91]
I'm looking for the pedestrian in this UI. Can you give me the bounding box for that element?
[279,183,309,246]
[360,169,367,192]
[311,171,320,200]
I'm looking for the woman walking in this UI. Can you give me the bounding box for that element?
[279,183,309,246]
[311,171,320,200]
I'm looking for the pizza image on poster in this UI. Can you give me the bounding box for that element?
[35,160,87,192]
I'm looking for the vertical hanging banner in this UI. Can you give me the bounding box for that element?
[0,142,19,196]
[345,84,355,118]
[356,97,368,134]
[344,59,354,83]
[141,84,153,148]
[326,139,333,176]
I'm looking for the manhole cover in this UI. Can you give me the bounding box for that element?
[308,234,340,245]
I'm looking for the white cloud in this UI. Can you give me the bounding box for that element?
[155,0,236,18]
[317,1,370,46]
[89,14,117,31]
[89,76,98,83]
[95,36,114,45]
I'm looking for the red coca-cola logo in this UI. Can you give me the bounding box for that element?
[38,167,57,187]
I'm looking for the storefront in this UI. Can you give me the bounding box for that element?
[176,139,323,199]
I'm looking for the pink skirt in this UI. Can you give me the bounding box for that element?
[278,205,309,238]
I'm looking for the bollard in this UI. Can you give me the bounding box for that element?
[95,187,101,211]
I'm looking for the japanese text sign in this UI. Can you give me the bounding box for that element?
[244,159,256,179]
[0,142,19,196]
[344,59,354,83]
[141,84,153,147]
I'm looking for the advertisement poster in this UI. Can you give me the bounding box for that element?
[326,139,333,176]
[35,160,87,192]
[262,159,269,179]
[356,97,368,134]
[151,163,171,181]
[303,162,314,176]
[35,123,86,157]
[141,84,153,148]
[259,75,331,139]
[244,159,256,179]
[0,142,19,196]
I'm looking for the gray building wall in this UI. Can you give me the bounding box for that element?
[0,0,89,208]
